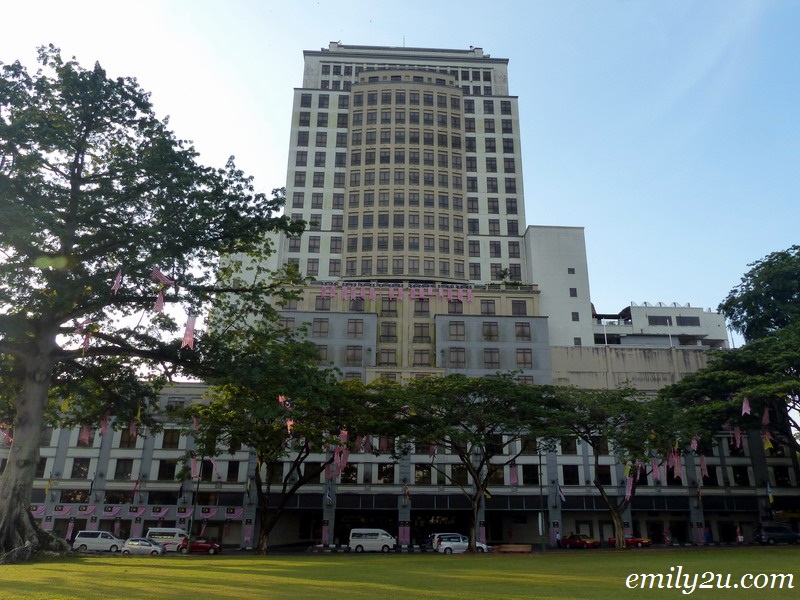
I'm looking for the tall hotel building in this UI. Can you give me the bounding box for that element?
[16,44,797,552]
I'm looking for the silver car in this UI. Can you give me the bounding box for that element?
[435,534,489,554]
[121,537,166,556]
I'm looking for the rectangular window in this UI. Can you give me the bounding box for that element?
[511,300,527,316]
[162,429,180,449]
[449,348,466,368]
[113,458,133,481]
[449,321,465,341]
[480,300,496,315]
[515,322,531,341]
[483,348,500,369]
[347,319,364,339]
[312,318,329,338]
[516,349,533,369]
[483,321,499,341]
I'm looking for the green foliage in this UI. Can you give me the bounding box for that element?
[0,44,303,428]
[720,245,800,342]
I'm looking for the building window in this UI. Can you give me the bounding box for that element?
[562,465,580,486]
[573,337,582,346]
[483,348,500,369]
[157,459,177,481]
[449,321,465,341]
[413,350,430,366]
[312,318,329,338]
[162,429,180,449]
[516,349,533,369]
[414,299,430,316]
[449,348,466,368]
[315,296,331,311]
[380,321,397,343]
[71,458,91,479]
[647,315,672,326]
[113,459,133,481]
[676,316,701,327]
[413,322,430,343]
[119,428,137,449]
[316,345,328,364]
[448,300,463,315]
[346,346,363,366]
[571,312,580,322]
[569,287,578,298]
[515,322,531,341]
[483,322,499,341]
[480,300,495,315]
[378,349,397,366]
[511,301,527,316]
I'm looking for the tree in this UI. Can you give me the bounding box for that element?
[661,321,800,455]
[399,375,563,552]
[555,387,697,549]
[182,320,379,554]
[720,245,800,342]
[0,46,303,560]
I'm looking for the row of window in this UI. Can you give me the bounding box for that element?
[291,191,519,215]
[319,65,497,85]
[289,214,520,237]
[299,91,511,116]
[285,256,523,281]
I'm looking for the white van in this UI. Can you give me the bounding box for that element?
[72,530,125,553]
[145,527,189,552]
[348,528,397,553]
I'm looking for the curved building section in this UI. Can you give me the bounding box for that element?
[345,70,466,284]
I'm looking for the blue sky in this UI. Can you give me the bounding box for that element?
[3,1,798,343]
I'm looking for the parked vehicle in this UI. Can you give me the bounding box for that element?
[121,538,166,556]
[434,534,489,554]
[608,535,652,548]
[177,537,222,554]
[348,528,397,553]
[561,533,600,549]
[145,527,189,552]
[427,532,461,550]
[72,530,125,553]
[754,524,800,545]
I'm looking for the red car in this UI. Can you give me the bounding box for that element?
[177,538,222,555]
[608,535,652,548]
[561,534,600,549]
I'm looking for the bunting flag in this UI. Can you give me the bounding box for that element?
[286,419,295,435]
[509,463,518,486]
[767,482,774,504]
[438,287,445,297]
[181,315,197,349]
[558,485,566,504]
[457,288,464,301]
[60,397,70,413]
[397,287,403,300]
[673,453,682,480]
[153,290,166,313]
[696,484,702,501]
[762,431,773,450]
[359,286,366,300]
[447,288,454,301]
[419,287,425,298]
[191,416,200,431]
[364,435,373,453]
[466,288,474,302]
[429,441,437,459]
[0,427,12,445]
[369,287,376,301]
[700,454,709,478]
[44,478,53,495]
[339,430,348,444]
[100,412,110,436]
[762,409,770,425]
[150,266,175,285]
[111,270,123,294]
[624,476,634,501]
[690,437,698,451]
[278,395,287,406]
[209,457,222,478]
[131,477,140,502]
[741,397,751,415]
[79,425,91,446]
[403,483,412,501]
[651,457,661,481]
[734,426,742,449]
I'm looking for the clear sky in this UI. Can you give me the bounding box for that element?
[3,0,798,342]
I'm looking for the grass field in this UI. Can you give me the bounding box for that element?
[3,546,799,600]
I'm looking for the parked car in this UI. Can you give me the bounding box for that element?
[754,524,800,545]
[427,532,461,550]
[121,538,166,556]
[435,534,489,554]
[72,530,125,553]
[561,534,600,549]
[608,535,652,548]
[177,538,222,554]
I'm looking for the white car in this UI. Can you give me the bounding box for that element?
[121,537,166,556]
[435,534,489,554]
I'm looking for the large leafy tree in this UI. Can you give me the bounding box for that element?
[661,322,800,455]
[183,321,381,555]
[553,387,697,549]
[399,375,563,552]
[0,46,302,560]
[720,245,800,342]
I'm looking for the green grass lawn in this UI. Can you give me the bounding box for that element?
[3,546,799,600]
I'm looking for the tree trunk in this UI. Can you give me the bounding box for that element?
[0,351,69,559]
